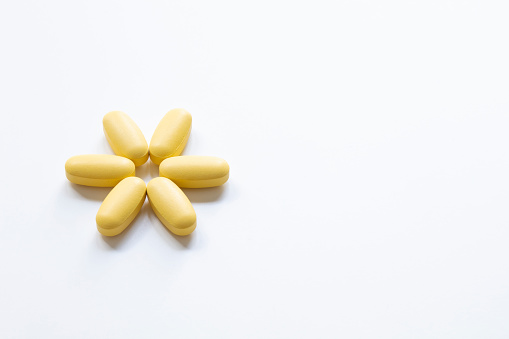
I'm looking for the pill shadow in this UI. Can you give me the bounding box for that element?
[99,137,114,154]
[70,183,112,201]
[149,161,159,178]
[146,202,195,249]
[182,185,226,203]
[171,232,194,248]
[100,200,150,249]
[135,161,159,181]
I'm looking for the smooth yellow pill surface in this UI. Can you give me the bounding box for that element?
[147,177,196,236]
[159,156,230,188]
[149,108,192,165]
[103,111,149,166]
[96,177,146,236]
[65,154,135,187]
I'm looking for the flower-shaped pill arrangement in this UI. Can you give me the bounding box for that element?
[65,109,229,237]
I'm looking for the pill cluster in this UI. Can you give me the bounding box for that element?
[65,109,229,237]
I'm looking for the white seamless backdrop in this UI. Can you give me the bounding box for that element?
[1,0,509,338]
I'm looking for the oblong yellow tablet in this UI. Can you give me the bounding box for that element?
[96,177,146,236]
[149,108,192,165]
[147,177,196,236]
[159,156,229,188]
[103,111,149,166]
[65,154,135,187]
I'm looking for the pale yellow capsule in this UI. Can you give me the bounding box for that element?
[147,177,196,236]
[159,156,229,188]
[65,154,135,187]
[96,177,146,236]
[149,109,192,165]
[103,111,149,166]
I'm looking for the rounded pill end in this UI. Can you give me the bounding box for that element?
[131,151,149,166]
[169,221,196,236]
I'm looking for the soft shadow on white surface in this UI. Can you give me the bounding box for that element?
[171,232,195,248]
[70,183,112,201]
[98,137,114,154]
[135,161,159,182]
[182,185,226,203]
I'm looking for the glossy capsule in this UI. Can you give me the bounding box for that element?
[149,109,192,165]
[147,177,196,236]
[65,154,135,187]
[159,156,229,188]
[103,111,149,166]
[96,177,146,236]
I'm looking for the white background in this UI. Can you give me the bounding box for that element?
[1,0,509,338]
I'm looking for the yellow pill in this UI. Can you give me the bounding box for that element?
[149,108,192,165]
[96,177,146,236]
[159,156,229,188]
[147,177,196,236]
[65,154,135,187]
[103,111,149,166]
